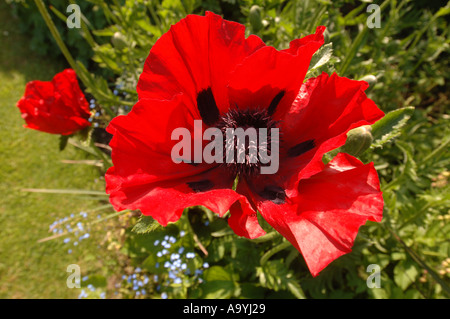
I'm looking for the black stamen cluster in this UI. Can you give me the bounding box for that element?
[214,107,279,178]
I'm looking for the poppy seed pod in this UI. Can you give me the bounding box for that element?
[342,125,373,157]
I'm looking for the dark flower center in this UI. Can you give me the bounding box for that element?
[215,107,279,178]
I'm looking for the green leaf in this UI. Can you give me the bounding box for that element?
[131,215,161,234]
[199,281,236,299]
[307,43,333,74]
[371,107,415,148]
[200,266,237,299]
[435,2,450,18]
[59,135,69,151]
[203,266,233,282]
[394,259,419,291]
[257,260,306,299]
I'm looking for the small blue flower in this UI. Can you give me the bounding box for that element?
[186,252,195,259]
[179,231,186,237]
[82,276,89,282]
[63,238,71,244]
[174,278,182,284]
[161,292,168,299]
[178,247,185,254]
[168,271,177,279]
[154,240,160,246]
[78,289,88,299]
[203,262,209,269]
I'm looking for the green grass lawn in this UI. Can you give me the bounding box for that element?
[0,3,113,298]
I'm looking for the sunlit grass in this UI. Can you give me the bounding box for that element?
[0,2,112,298]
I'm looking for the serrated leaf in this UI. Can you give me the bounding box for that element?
[131,215,161,234]
[307,43,333,74]
[371,107,415,148]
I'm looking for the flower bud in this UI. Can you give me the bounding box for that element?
[359,75,377,86]
[249,5,263,32]
[111,32,128,51]
[341,125,373,157]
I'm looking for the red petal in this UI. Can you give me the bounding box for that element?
[52,69,90,118]
[227,26,325,115]
[277,72,384,190]
[106,165,241,226]
[228,180,266,239]
[16,69,91,135]
[256,153,383,277]
[106,95,243,226]
[137,12,265,114]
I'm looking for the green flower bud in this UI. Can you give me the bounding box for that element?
[359,75,377,86]
[341,125,373,157]
[249,5,263,32]
[111,32,128,51]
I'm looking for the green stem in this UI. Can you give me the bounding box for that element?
[250,231,280,244]
[92,210,130,225]
[34,0,83,82]
[260,240,291,265]
[21,188,108,196]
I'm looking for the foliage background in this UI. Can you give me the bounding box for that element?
[1,0,449,299]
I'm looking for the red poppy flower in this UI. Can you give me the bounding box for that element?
[106,12,384,276]
[17,69,91,135]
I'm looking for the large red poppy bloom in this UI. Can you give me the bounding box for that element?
[106,12,384,276]
[17,69,91,135]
